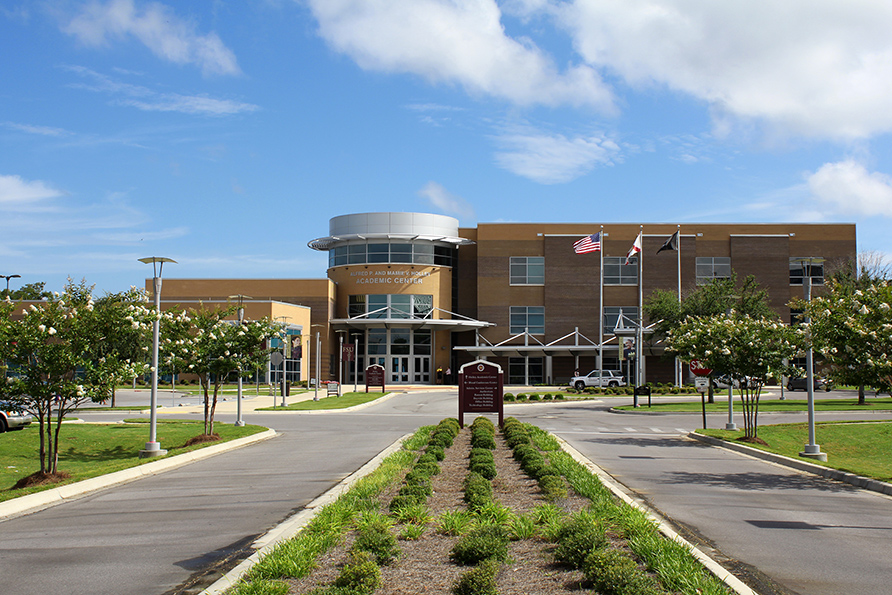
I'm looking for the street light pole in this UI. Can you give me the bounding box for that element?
[352,332,362,392]
[337,331,345,396]
[798,258,827,461]
[138,257,176,459]
[229,295,251,427]
[2,274,21,294]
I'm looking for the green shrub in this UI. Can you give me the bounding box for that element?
[515,393,528,401]
[528,393,541,401]
[471,428,497,450]
[424,444,446,461]
[438,418,461,438]
[229,579,290,595]
[413,461,441,477]
[389,493,425,513]
[542,394,553,401]
[469,460,496,480]
[471,416,496,434]
[538,474,568,501]
[554,393,565,400]
[503,393,515,402]
[451,558,501,595]
[463,472,493,511]
[450,525,510,565]
[333,550,382,595]
[399,483,432,500]
[390,503,432,525]
[399,523,425,540]
[417,452,438,466]
[352,524,400,566]
[582,549,661,595]
[428,431,454,449]
[512,443,536,462]
[553,514,607,568]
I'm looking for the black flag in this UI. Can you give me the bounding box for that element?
[656,230,679,254]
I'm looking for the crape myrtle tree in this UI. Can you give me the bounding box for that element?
[91,288,154,407]
[3,280,149,476]
[162,306,278,436]
[667,312,801,441]
[796,278,892,404]
[645,274,774,401]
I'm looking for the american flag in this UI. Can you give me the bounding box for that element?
[573,232,601,254]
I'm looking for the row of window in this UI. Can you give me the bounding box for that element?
[349,294,434,319]
[509,306,639,335]
[329,242,455,267]
[509,256,824,286]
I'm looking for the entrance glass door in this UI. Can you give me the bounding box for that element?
[391,357,409,382]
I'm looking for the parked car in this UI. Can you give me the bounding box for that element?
[787,376,832,392]
[711,374,758,390]
[569,370,627,390]
[0,401,33,433]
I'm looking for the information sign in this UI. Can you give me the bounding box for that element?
[365,364,385,393]
[695,376,709,393]
[458,360,504,428]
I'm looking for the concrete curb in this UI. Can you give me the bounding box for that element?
[0,428,278,522]
[688,432,892,496]
[200,434,411,595]
[554,436,757,595]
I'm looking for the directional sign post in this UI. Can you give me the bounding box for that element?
[689,360,713,430]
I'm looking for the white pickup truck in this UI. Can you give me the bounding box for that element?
[569,370,627,390]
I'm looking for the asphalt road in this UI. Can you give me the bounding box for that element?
[1,390,890,595]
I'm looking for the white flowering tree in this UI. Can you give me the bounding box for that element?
[3,281,149,476]
[667,313,801,440]
[797,278,892,403]
[162,307,278,436]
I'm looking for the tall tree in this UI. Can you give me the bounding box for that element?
[797,278,892,404]
[2,281,54,301]
[92,288,153,407]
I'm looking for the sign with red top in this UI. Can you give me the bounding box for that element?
[689,360,713,377]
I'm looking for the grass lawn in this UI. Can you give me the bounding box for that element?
[699,421,892,482]
[616,397,892,412]
[256,391,388,411]
[0,420,266,502]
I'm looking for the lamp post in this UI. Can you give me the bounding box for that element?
[311,324,325,400]
[2,274,21,294]
[138,257,176,458]
[229,295,252,427]
[337,330,346,396]
[796,257,827,461]
[352,332,362,392]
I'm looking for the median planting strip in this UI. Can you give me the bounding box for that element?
[217,419,746,595]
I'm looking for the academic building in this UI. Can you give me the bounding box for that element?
[156,212,857,387]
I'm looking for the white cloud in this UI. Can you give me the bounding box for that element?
[807,160,892,217]
[306,0,614,111]
[0,174,63,203]
[3,122,71,137]
[64,0,240,76]
[417,182,476,222]
[550,0,892,140]
[66,66,258,116]
[492,126,620,184]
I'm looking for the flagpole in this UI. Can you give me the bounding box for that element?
[599,225,604,385]
[637,225,643,389]
[676,224,681,387]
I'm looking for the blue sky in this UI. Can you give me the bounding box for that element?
[4,0,892,295]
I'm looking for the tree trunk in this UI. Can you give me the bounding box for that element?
[208,380,220,435]
[51,407,65,475]
[37,416,48,474]
[858,384,866,405]
[202,379,210,435]
[110,385,116,408]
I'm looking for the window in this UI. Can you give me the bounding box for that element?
[790,308,804,326]
[510,306,545,335]
[790,259,824,286]
[603,256,638,285]
[604,307,639,333]
[696,257,732,284]
[328,242,456,267]
[348,294,434,319]
[510,256,545,285]
[509,357,544,385]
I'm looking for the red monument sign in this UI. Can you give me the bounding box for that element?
[365,363,385,393]
[458,360,504,428]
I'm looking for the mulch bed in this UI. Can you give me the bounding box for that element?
[283,428,595,594]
